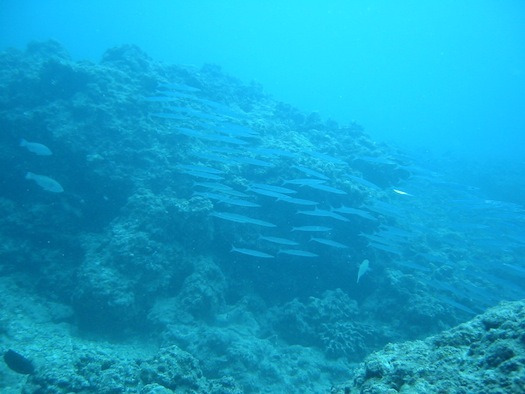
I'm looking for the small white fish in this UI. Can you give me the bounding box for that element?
[357,259,370,283]
[20,139,52,156]
[25,172,64,193]
[393,189,413,196]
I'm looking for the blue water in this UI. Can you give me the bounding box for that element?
[1,2,524,392]
[2,1,524,157]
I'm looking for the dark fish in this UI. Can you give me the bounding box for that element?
[3,349,35,375]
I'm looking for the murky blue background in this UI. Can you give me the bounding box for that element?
[2,0,524,158]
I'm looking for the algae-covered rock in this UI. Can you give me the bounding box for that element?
[333,300,525,393]
[269,289,392,360]
[140,345,204,392]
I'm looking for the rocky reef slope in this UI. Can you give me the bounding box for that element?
[333,300,525,393]
[1,41,523,393]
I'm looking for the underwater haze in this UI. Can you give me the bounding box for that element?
[1,1,525,393]
[1,0,525,157]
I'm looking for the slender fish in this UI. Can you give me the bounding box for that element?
[304,183,347,195]
[291,165,329,180]
[259,236,299,246]
[250,183,297,194]
[180,170,224,180]
[309,237,348,248]
[278,196,318,206]
[292,226,332,232]
[177,164,224,174]
[211,212,276,227]
[231,246,274,258]
[279,249,318,257]
[218,198,261,208]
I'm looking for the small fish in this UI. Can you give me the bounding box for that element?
[291,165,329,180]
[141,95,182,102]
[310,237,348,248]
[393,189,413,196]
[248,188,290,199]
[191,152,232,164]
[332,205,377,221]
[304,183,347,195]
[368,242,402,256]
[297,208,349,222]
[192,191,227,201]
[250,183,297,194]
[251,147,296,158]
[357,259,370,283]
[278,196,319,206]
[25,172,63,193]
[395,261,431,273]
[259,235,299,246]
[355,155,396,165]
[231,246,274,258]
[366,201,404,217]
[219,189,250,198]
[213,123,257,137]
[151,112,189,120]
[180,170,224,180]
[307,151,346,165]
[210,135,249,145]
[208,146,244,155]
[292,226,332,232]
[347,174,381,190]
[193,181,233,191]
[283,178,326,186]
[177,164,224,174]
[279,249,318,257]
[231,157,273,167]
[20,139,52,155]
[3,350,35,375]
[176,127,211,139]
[211,212,276,227]
[158,82,201,93]
[218,198,260,208]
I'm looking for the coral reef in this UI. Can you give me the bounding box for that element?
[0,40,523,392]
[332,300,525,393]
